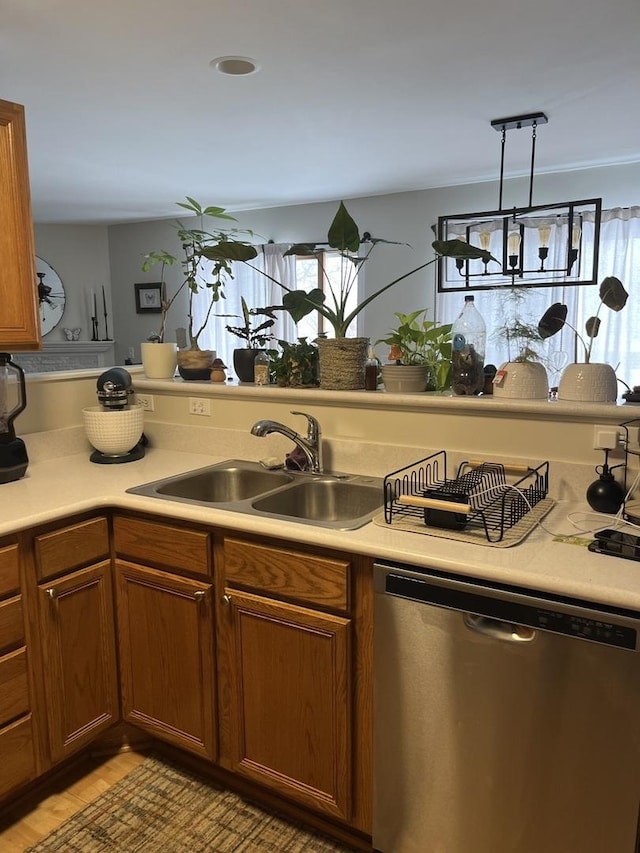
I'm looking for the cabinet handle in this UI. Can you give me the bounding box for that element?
[222,593,232,606]
[45,587,57,600]
[193,591,206,603]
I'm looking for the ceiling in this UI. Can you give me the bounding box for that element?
[3,0,639,226]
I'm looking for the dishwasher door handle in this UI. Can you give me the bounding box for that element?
[464,613,536,643]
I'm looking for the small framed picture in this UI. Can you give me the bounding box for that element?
[135,283,163,314]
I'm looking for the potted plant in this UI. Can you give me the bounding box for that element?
[490,287,549,400]
[200,202,494,390]
[267,337,319,387]
[538,275,629,402]
[223,297,280,382]
[141,198,253,379]
[376,309,452,393]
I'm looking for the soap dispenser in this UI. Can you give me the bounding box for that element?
[586,449,625,514]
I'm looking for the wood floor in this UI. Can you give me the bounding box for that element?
[0,750,148,853]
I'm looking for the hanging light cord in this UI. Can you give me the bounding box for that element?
[498,126,506,210]
[528,120,538,207]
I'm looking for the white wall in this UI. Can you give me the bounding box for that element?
[33,224,112,342]
[106,162,640,365]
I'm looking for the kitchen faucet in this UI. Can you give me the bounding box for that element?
[250,411,323,473]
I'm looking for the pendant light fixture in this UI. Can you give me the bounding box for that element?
[436,113,602,293]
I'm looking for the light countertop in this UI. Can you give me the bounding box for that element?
[3,444,640,612]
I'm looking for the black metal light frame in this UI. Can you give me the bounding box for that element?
[436,113,602,293]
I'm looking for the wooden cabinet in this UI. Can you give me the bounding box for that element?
[33,513,117,764]
[115,561,216,760]
[0,99,40,351]
[216,535,372,829]
[0,541,36,798]
[112,514,215,760]
[37,561,119,762]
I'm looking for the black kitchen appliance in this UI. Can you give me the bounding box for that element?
[0,353,28,483]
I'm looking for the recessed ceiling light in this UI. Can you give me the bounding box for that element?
[210,56,260,76]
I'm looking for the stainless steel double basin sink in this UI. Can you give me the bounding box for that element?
[127,459,385,530]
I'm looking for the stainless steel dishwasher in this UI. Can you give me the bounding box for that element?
[373,560,640,853]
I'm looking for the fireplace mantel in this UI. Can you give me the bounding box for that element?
[15,341,116,373]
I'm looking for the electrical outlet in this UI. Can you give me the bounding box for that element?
[136,394,154,412]
[626,425,640,448]
[593,425,621,450]
[189,397,210,416]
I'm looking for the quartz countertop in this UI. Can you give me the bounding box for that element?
[4,444,640,612]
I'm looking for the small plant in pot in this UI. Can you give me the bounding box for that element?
[224,297,280,383]
[490,288,549,399]
[267,337,319,388]
[537,275,629,402]
[200,201,495,390]
[377,309,452,393]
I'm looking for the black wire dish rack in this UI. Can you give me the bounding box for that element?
[383,451,550,543]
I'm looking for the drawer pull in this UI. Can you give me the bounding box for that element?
[222,593,232,606]
[45,588,57,600]
[193,591,206,603]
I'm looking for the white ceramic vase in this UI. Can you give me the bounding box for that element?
[140,342,178,379]
[558,362,618,403]
[381,364,429,393]
[492,361,549,400]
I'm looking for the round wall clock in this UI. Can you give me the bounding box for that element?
[36,256,66,336]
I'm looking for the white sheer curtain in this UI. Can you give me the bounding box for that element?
[436,208,640,389]
[192,244,297,372]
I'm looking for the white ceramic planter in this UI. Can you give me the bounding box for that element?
[381,364,429,393]
[140,342,178,379]
[492,361,549,400]
[558,362,618,402]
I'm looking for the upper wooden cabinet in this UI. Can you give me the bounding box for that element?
[0,99,40,351]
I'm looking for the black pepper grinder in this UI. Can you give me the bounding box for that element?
[586,449,625,514]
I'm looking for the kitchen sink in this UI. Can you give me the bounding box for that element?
[127,459,384,530]
[251,479,383,525]
[154,463,293,502]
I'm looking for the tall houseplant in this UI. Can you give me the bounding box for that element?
[142,198,254,378]
[201,201,494,388]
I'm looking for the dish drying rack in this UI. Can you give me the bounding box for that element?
[384,451,549,543]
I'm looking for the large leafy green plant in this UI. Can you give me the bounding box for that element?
[538,276,628,363]
[200,201,495,338]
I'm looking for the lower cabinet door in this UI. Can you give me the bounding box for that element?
[218,589,352,821]
[0,715,36,798]
[115,561,216,760]
[38,562,119,763]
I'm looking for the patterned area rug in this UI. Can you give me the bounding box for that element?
[25,755,351,852]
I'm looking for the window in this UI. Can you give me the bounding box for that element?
[295,251,359,339]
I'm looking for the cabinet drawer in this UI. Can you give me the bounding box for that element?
[223,538,349,611]
[0,543,19,597]
[113,516,211,578]
[0,714,36,798]
[35,517,109,582]
[0,596,24,653]
[0,647,29,726]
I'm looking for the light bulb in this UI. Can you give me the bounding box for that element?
[507,231,521,255]
[538,224,551,248]
[571,223,581,249]
[479,231,491,251]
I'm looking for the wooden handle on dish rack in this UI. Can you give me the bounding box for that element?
[467,459,532,474]
[397,495,472,514]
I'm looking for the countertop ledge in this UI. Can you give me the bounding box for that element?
[4,446,640,613]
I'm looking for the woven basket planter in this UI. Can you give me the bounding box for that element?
[317,337,369,390]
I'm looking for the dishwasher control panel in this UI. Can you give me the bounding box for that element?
[383,571,639,651]
[534,608,636,649]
